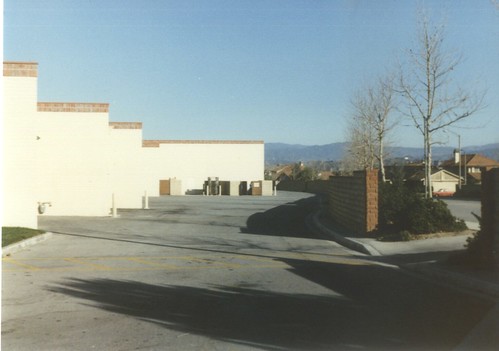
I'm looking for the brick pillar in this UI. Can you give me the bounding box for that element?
[365,169,379,234]
[481,168,499,271]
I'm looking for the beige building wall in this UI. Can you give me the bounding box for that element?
[108,123,147,209]
[2,62,266,229]
[2,63,39,228]
[143,140,264,195]
[35,104,112,216]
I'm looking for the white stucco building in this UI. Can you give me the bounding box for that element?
[2,62,265,228]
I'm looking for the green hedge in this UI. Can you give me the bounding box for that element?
[378,171,466,239]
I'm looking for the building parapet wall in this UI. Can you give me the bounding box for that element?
[38,102,109,113]
[3,62,38,77]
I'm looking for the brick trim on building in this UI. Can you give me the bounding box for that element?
[143,140,264,148]
[3,62,38,77]
[109,122,143,129]
[37,102,109,113]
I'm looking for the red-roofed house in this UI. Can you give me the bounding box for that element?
[440,153,499,184]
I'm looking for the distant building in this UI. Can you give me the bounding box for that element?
[440,153,499,184]
[3,62,265,228]
[407,169,462,194]
[268,164,294,182]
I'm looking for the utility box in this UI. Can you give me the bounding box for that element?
[170,179,183,195]
[239,181,248,195]
[251,181,262,196]
[160,178,182,195]
[250,180,273,196]
[205,177,220,195]
[261,180,273,196]
[228,181,241,196]
[220,181,241,196]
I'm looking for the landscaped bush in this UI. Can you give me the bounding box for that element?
[449,214,494,270]
[405,198,467,234]
[378,170,467,238]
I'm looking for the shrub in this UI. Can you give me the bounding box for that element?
[405,198,467,234]
[378,173,467,237]
[463,214,494,269]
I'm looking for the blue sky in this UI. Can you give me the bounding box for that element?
[4,0,499,148]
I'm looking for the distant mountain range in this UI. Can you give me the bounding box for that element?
[265,142,499,165]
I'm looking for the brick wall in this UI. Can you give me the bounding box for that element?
[277,180,308,192]
[277,180,331,194]
[481,168,499,270]
[328,170,378,236]
[3,62,38,77]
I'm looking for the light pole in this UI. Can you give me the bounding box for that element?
[458,134,462,190]
[447,130,462,190]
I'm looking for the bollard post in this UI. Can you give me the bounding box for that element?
[144,191,149,209]
[112,193,118,218]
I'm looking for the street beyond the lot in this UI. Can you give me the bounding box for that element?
[442,198,481,224]
[2,192,494,350]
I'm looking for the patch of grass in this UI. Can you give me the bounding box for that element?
[2,227,45,247]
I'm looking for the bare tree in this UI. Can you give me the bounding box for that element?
[367,76,397,182]
[398,11,484,198]
[345,105,376,172]
[345,75,397,181]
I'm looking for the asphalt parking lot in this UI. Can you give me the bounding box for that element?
[2,193,494,350]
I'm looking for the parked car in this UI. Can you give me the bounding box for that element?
[432,189,455,197]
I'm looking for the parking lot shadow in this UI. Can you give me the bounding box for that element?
[241,196,320,239]
[48,277,350,350]
[47,256,492,350]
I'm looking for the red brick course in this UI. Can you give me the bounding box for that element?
[3,62,38,77]
[37,102,109,113]
[143,140,264,148]
[109,122,143,129]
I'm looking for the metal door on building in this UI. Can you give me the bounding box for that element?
[159,180,170,195]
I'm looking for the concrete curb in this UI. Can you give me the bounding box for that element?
[2,232,53,257]
[309,210,499,302]
[309,211,379,256]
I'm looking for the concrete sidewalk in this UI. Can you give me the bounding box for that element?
[311,210,499,301]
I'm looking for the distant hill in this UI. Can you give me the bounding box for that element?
[265,142,348,164]
[265,142,499,165]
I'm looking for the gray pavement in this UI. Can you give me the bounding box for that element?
[310,204,499,351]
[311,209,499,300]
[2,192,497,350]
[442,198,481,230]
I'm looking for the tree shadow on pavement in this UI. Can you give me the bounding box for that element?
[241,196,320,239]
[47,258,493,350]
[281,258,494,350]
[366,250,466,266]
